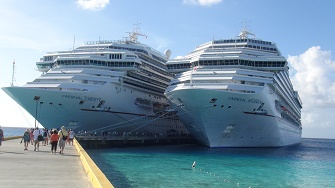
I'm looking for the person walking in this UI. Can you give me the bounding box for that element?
[0,126,4,150]
[33,127,42,151]
[42,128,48,146]
[50,129,59,154]
[58,126,68,154]
[30,129,34,145]
[21,129,30,150]
[68,129,75,145]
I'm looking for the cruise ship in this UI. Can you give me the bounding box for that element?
[2,28,188,136]
[164,29,302,147]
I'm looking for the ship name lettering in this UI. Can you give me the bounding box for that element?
[62,94,82,100]
[228,97,246,102]
[247,98,262,104]
[61,95,101,102]
[228,97,262,104]
[84,96,101,101]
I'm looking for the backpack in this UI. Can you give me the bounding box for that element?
[61,131,67,140]
[43,131,47,137]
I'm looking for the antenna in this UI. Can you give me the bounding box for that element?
[98,36,100,50]
[126,22,147,42]
[238,20,255,39]
[241,20,250,30]
[11,60,16,86]
[73,35,76,53]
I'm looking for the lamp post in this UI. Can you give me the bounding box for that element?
[33,96,40,128]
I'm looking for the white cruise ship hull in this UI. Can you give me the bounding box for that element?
[166,87,301,147]
[3,83,187,135]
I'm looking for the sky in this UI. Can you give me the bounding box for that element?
[1,0,335,139]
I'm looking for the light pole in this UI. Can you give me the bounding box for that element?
[33,96,40,128]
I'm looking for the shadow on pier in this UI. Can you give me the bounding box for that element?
[76,135,198,149]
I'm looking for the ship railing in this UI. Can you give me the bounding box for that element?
[83,39,165,57]
[84,39,125,45]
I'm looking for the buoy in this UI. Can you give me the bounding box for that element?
[191,164,249,187]
[192,161,196,168]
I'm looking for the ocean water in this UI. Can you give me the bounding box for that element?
[0,127,28,137]
[87,138,335,188]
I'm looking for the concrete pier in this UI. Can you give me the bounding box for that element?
[0,137,113,188]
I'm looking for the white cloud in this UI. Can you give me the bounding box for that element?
[289,46,335,108]
[76,0,109,11]
[183,0,222,6]
[288,46,335,133]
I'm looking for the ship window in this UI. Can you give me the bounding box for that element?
[33,96,40,101]
[79,100,85,105]
[210,98,217,103]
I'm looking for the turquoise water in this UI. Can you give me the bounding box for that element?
[87,138,335,188]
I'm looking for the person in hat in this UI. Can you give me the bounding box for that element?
[58,126,68,154]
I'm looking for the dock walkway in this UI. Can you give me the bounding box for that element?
[0,138,92,188]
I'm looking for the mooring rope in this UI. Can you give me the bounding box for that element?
[79,103,215,135]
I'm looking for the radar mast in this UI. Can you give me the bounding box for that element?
[126,22,147,42]
[238,20,255,39]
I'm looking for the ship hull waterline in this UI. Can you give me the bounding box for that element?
[165,87,301,147]
[3,83,187,135]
